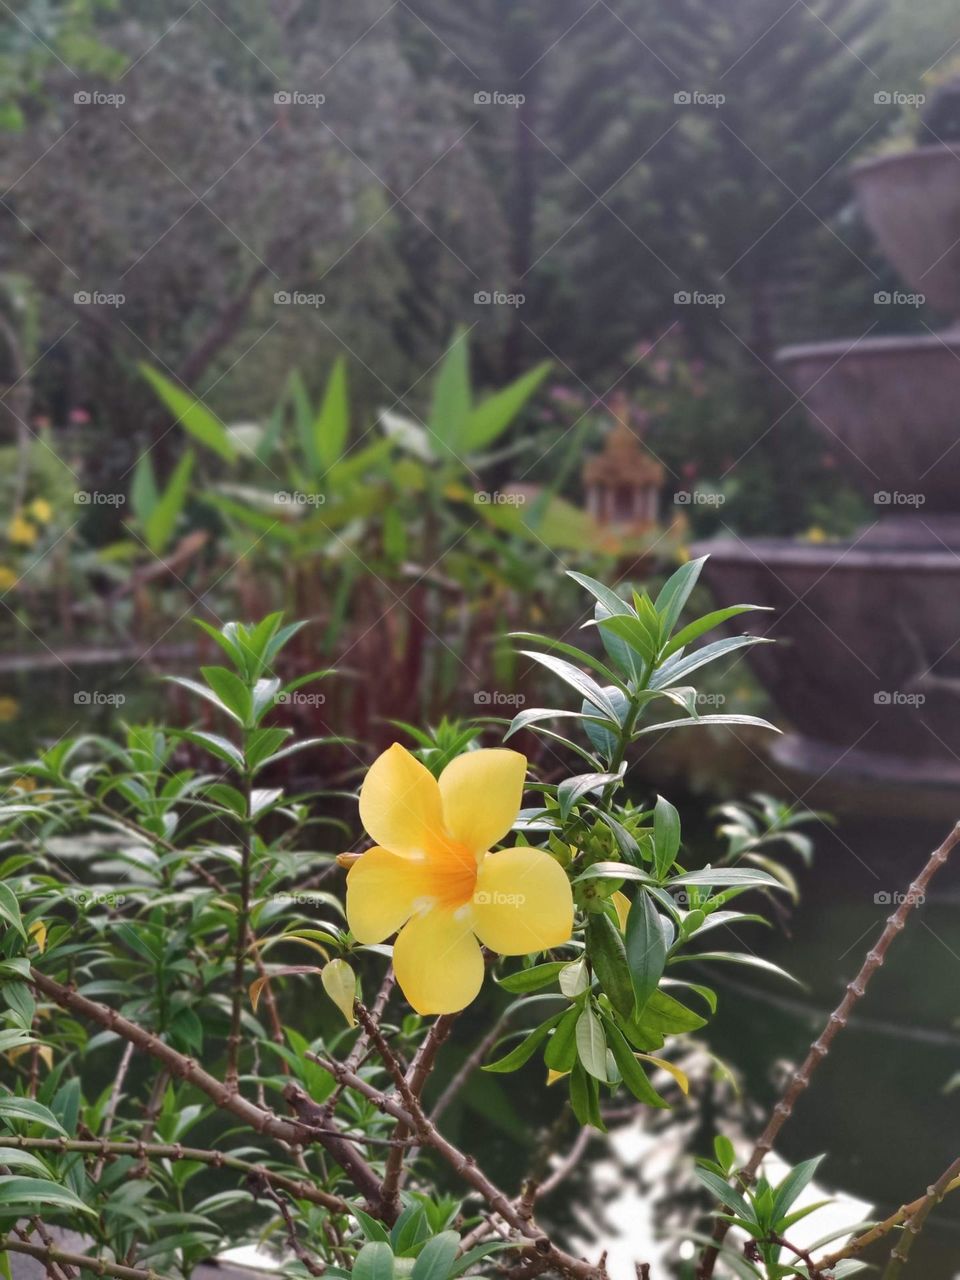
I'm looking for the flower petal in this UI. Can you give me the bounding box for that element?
[359,743,445,858]
[346,847,430,944]
[472,847,574,956]
[438,748,526,856]
[393,908,484,1014]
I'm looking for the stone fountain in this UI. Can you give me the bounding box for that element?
[695,125,960,805]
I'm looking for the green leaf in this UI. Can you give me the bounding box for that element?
[651,635,771,689]
[0,1175,96,1216]
[129,452,158,525]
[575,1006,608,1081]
[693,1167,754,1222]
[601,1014,669,1108]
[624,891,667,1014]
[176,729,244,770]
[520,652,622,722]
[143,450,194,556]
[429,329,471,457]
[200,667,252,726]
[652,795,681,878]
[0,883,27,942]
[353,1242,395,1280]
[660,605,769,662]
[654,556,707,636]
[0,1097,67,1135]
[772,1156,824,1222]
[410,1231,460,1280]
[483,1010,566,1072]
[462,361,550,452]
[314,357,349,470]
[558,770,623,820]
[569,1061,605,1130]
[634,714,779,738]
[586,912,634,1018]
[544,1008,579,1072]
[669,952,800,985]
[497,962,566,993]
[140,364,236,461]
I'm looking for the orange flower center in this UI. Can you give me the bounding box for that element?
[424,836,481,910]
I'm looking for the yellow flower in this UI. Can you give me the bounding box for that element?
[29,498,52,525]
[0,565,16,591]
[346,744,574,1014]
[0,697,19,723]
[7,515,37,547]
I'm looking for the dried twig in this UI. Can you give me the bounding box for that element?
[697,820,960,1279]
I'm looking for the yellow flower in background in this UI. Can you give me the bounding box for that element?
[0,697,19,723]
[7,515,37,547]
[0,565,16,591]
[346,744,574,1014]
[29,498,52,525]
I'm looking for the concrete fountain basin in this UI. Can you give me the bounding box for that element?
[777,331,960,513]
[851,145,960,313]
[694,537,960,790]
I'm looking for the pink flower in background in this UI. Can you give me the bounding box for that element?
[69,408,91,425]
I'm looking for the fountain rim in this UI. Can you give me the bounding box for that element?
[776,329,960,364]
[690,537,960,573]
[850,141,960,180]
